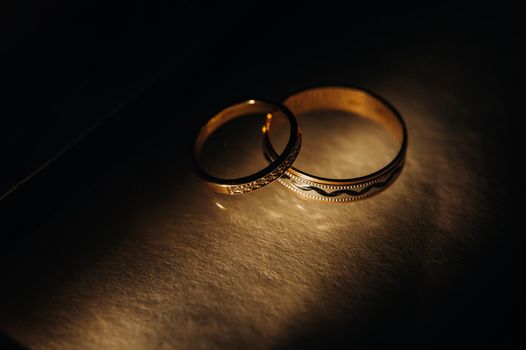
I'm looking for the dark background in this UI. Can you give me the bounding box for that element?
[0,2,523,349]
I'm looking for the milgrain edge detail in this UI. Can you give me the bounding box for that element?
[279,163,404,202]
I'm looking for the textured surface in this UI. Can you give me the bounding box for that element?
[0,9,521,349]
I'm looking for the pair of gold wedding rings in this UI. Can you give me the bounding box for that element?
[193,86,407,202]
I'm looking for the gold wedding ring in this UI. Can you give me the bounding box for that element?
[193,100,301,194]
[264,86,407,202]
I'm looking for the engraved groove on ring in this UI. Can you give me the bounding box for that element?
[284,165,403,198]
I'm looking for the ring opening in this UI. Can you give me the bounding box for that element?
[267,87,405,180]
[194,101,293,184]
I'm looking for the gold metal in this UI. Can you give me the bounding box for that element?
[193,100,301,194]
[264,86,407,202]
